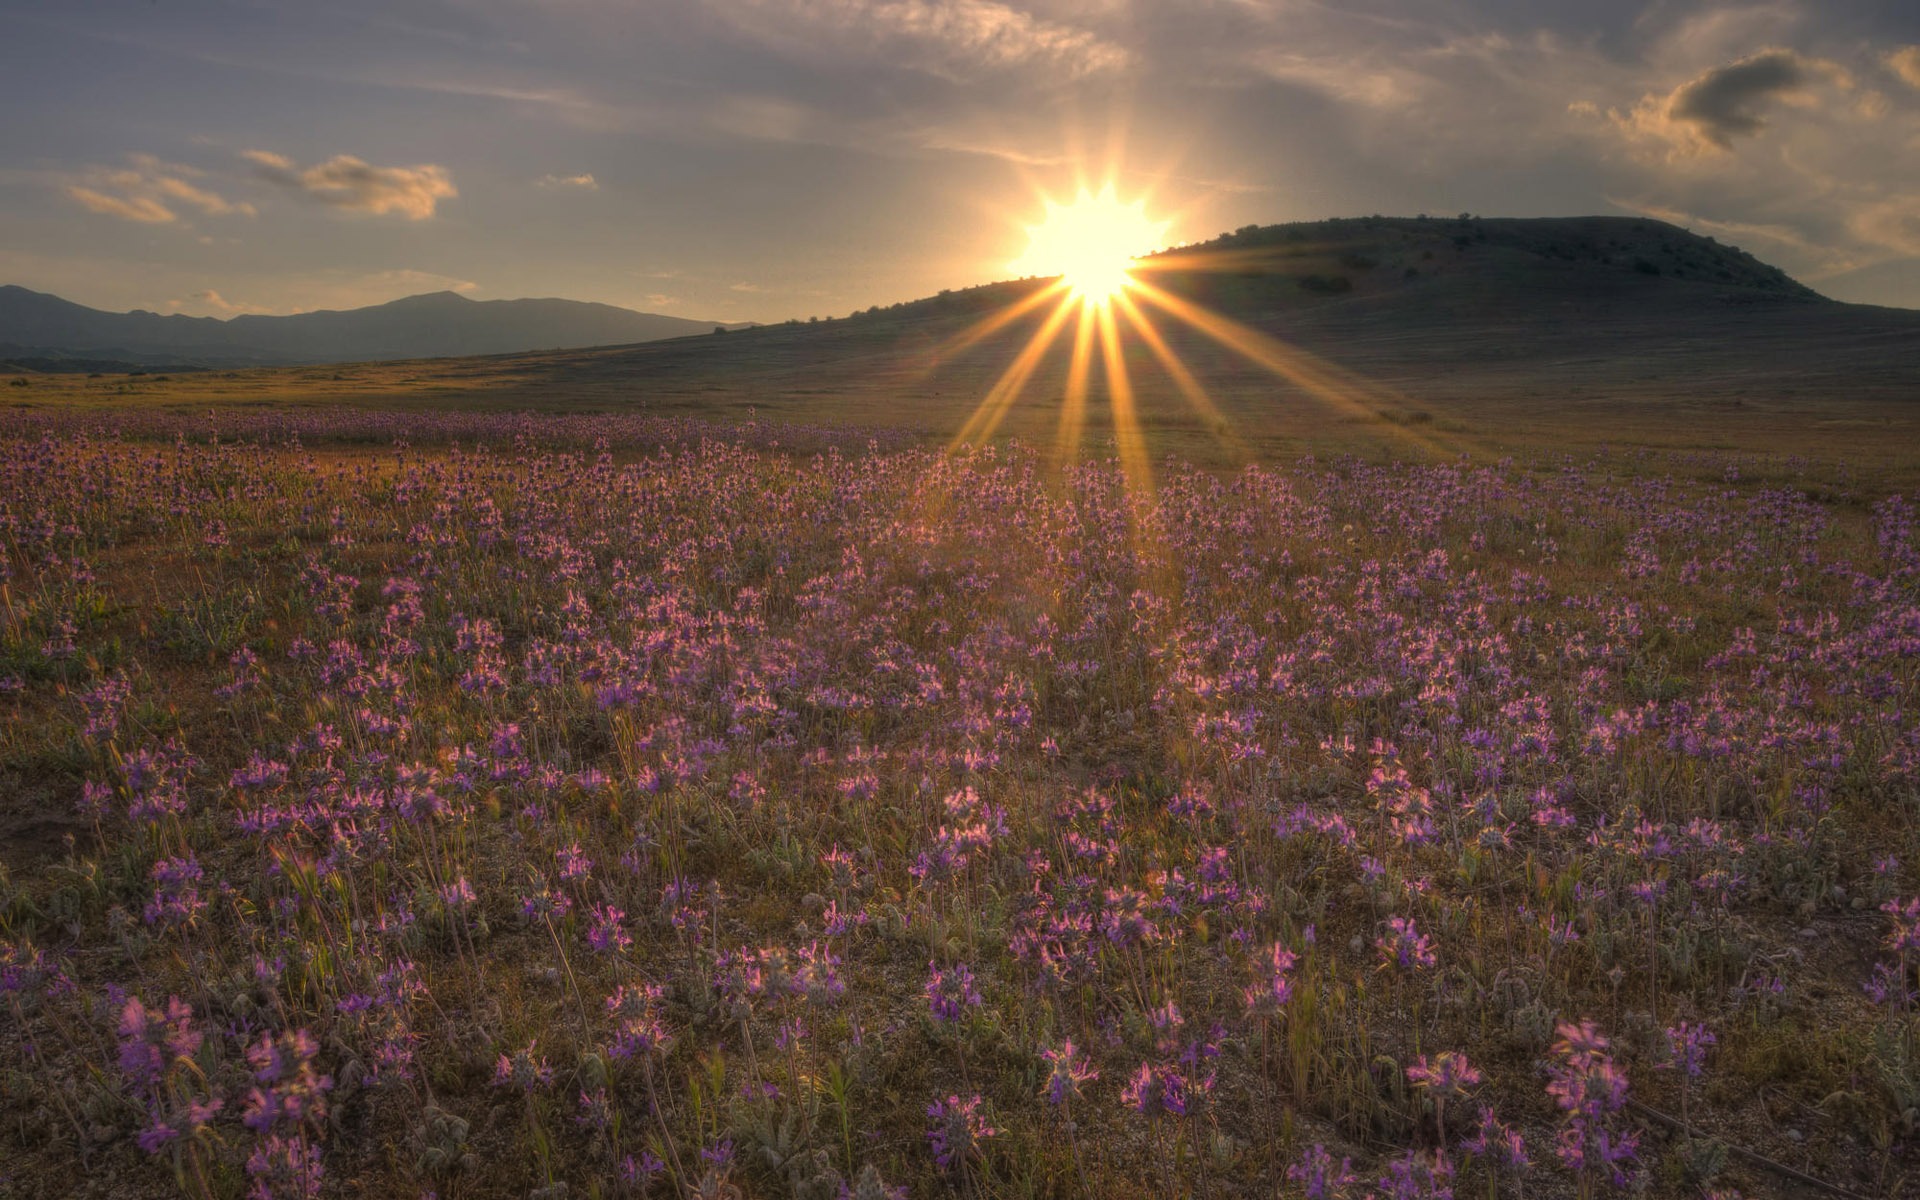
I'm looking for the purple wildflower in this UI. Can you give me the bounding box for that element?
[1041,1039,1098,1106]
[925,960,981,1024]
[926,1093,996,1172]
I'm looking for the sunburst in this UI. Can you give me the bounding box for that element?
[1008,184,1169,306]
[946,179,1466,506]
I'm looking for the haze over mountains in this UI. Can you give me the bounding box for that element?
[0,287,738,370]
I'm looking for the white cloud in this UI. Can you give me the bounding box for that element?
[356,269,479,296]
[710,95,819,143]
[66,186,175,224]
[62,153,256,224]
[166,289,271,316]
[1639,2,1808,70]
[1604,196,1815,252]
[1890,46,1920,90]
[712,0,1130,81]
[910,130,1072,165]
[244,150,456,218]
[537,172,599,190]
[1851,195,1920,257]
[1246,47,1423,109]
[151,175,254,217]
[254,269,480,314]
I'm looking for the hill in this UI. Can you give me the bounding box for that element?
[0,286,737,369]
[402,215,1917,434]
[10,216,1916,466]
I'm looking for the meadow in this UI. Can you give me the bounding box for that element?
[2,404,1918,1199]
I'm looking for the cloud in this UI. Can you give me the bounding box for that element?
[1642,3,1807,68]
[250,268,480,314]
[1851,196,1920,257]
[1114,4,1919,303]
[357,269,479,295]
[1560,29,1920,294]
[151,175,254,217]
[714,0,1130,81]
[1618,48,1838,154]
[911,131,1071,165]
[62,154,256,224]
[536,173,598,190]
[1890,46,1920,90]
[264,269,483,314]
[1605,196,1815,252]
[1668,49,1823,145]
[166,289,271,316]
[66,186,175,224]
[244,150,456,218]
[710,95,819,143]
[1246,48,1420,109]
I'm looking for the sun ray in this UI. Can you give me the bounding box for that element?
[1111,289,1250,465]
[949,292,1078,450]
[1130,244,1331,278]
[1095,297,1152,501]
[1128,279,1368,409]
[1053,296,1100,463]
[1092,297,1183,589]
[1128,278,1468,460]
[921,279,1070,368]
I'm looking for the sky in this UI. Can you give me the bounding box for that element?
[3,0,1919,322]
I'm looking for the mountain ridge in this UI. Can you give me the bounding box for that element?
[9,215,1915,467]
[10,216,1917,428]
[0,285,741,369]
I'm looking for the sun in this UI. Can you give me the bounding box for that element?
[1010,184,1170,304]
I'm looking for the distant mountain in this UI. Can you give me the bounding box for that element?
[0,286,739,369]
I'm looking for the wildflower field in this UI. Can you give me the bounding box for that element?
[3,407,1919,1200]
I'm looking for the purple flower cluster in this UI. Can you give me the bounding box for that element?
[925,960,981,1024]
[1546,1020,1638,1189]
[925,1093,996,1172]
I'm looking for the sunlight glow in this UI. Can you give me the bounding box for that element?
[943,174,1466,521]
[1010,184,1169,305]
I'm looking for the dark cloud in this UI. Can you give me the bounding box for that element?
[1661,48,1821,149]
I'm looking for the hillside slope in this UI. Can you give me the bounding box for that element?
[479,214,1918,419]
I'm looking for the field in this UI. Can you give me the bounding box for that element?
[2,397,1918,1200]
